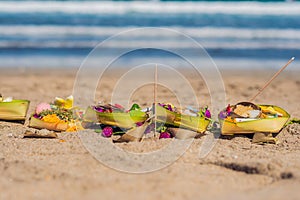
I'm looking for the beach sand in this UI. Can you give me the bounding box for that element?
[0,67,300,200]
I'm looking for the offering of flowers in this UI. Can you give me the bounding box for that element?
[0,94,30,121]
[29,95,83,132]
[85,103,148,129]
[84,102,211,140]
[83,103,149,137]
[155,103,211,134]
[219,102,290,135]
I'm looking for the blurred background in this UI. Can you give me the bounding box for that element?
[0,0,299,70]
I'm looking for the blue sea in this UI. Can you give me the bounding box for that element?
[0,0,299,70]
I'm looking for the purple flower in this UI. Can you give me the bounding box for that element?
[219,111,227,119]
[205,109,211,118]
[158,103,173,112]
[94,106,104,112]
[33,113,41,119]
[144,123,155,134]
[136,122,144,127]
[159,132,171,139]
[102,126,113,137]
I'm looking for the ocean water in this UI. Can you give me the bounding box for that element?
[0,1,299,70]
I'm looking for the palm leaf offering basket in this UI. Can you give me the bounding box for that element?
[155,104,211,133]
[0,100,30,121]
[219,104,290,135]
[28,95,82,132]
[29,117,68,132]
[84,106,149,129]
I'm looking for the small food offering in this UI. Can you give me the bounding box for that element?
[83,102,211,141]
[155,103,211,134]
[84,103,149,129]
[83,103,149,141]
[219,102,290,135]
[0,94,30,121]
[29,95,83,132]
[231,102,261,118]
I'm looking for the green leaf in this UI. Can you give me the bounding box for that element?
[129,109,145,117]
[112,131,126,135]
[94,129,102,133]
[130,103,141,111]
[288,118,300,124]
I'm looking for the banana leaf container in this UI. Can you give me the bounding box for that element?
[219,105,290,135]
[155,105,211,133]
[29,116,68,132]
[0,100,30,121]
[84,106,148,129]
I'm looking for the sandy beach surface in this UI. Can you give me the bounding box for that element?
[0,67,300,200]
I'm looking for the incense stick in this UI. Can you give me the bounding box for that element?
[249,57,295,102]
[154,64,158,107]
[154,64,158,137]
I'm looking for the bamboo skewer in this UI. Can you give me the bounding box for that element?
[249,57,295,102]
[154,64,158,108]
[154,64,158,137]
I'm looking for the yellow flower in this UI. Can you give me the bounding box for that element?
[42,114,65,124]
[66,125,77,132]
[66,121,84,132]
[225,116,235,123]
[261,106,283,117]
[54,95,73,109]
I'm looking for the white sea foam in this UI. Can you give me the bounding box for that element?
[0,38,298,49]
[0,25,299,49]
[0,1,299,15]
[1,25,300,40]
